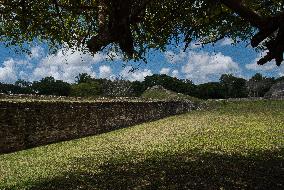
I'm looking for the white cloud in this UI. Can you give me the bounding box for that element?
[106,51,121,61]
[160,67,179,78]
[181,51,241,84]
[0,46,129,83]
[31,48,104,82]
[120,66,152,81]
[19,70,30,81]
[0,46,107,83]
[245,52,281,69]
[0,59,31,83]
[245,52,284,77]
[219,38,234,46]
[27,46,45,60]
[172,70,179,78]
[160,68,171,75]
[0,59,17,83]
[5,44,284,85]
[190,42,203,49]
[245,61,277,71]
[164,50,187,64]
[99,65,112,78]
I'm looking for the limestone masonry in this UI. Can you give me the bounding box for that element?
[0,100,197,154]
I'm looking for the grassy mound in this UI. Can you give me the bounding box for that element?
[0,100,283,189]
[141,85,201,102]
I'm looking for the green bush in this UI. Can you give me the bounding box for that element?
[70,82,102,97]
[32,77,71,96]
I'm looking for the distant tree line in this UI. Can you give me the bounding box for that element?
[0,73,283,99]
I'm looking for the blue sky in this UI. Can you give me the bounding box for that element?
[0,38,283,84]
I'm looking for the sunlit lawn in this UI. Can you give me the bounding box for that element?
[0,100,283,189]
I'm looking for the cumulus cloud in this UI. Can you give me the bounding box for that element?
[106,51,122,61]
[99,65,112,79]
[159,67,179,78]
[172,70,179,78]
[31,48,104,82]
[0,59,17,83]
[245,61,277,72]
[160,67,171,75]
[245,52,284,75]
[0,58,31,83]
[164,50,187,64]
[120,66,152,81]
[0,46,108,83]
[181,51,241,84]
[219,38,234,46]
[190,42,203,49]
[27,46,45,60]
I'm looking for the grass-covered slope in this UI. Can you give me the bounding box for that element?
[0,100,283,189]
[141,85,201,103]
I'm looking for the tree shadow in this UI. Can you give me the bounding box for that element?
[24,149,284,190]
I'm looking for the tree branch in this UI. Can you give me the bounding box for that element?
[219,0,268,29]
[52,0,68,36]
[86,0,113,53]
[220,0,284,66]
[55,3,96,12]
[87,0,150,56]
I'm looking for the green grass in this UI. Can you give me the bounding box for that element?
[0,100,283,189]
[141,86,202,103]
[141,89,188,100]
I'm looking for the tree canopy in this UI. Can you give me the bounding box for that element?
[1,73,283,99]
[0,0,283,65]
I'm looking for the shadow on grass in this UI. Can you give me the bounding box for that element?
[26,149,283,190]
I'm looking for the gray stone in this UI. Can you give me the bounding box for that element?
[0,99,197,154]
[264,81,284,98]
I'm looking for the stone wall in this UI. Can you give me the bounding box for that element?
[264,81,284,99]
[0,100,196,154]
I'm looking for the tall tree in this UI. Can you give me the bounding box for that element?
[196,82,226,99]
[14,79,33,94]
[70,81,102,97]
[247,73,275,97]
[220,74,248,98]
[0,0,283,65]
[144,74,196,96]
[75,73,93,84]
[32,76,71,96]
